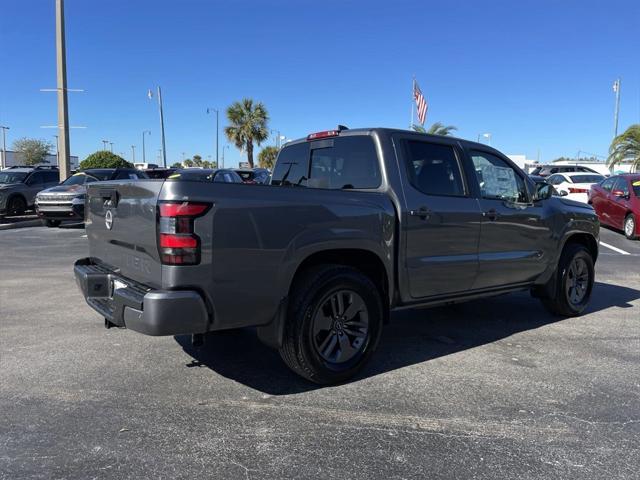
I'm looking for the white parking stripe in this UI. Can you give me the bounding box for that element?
[599,241,630,255]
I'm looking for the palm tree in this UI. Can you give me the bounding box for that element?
[607,124,640,172]
[224,98,269,168]
[412,122,458,136]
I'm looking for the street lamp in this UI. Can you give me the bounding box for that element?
[102,139,109,150]
[206,108,219,166]
[221,145,229,169]
[148,87,167,167]
[0,125,9,169]
[131,145,136,163]
[53,135,59,166]
[477,133,491,146]
[109,142,114,153]
[142,130,151,163]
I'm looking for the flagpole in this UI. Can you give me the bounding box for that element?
[410,76,415,129]
[613,78,621,139]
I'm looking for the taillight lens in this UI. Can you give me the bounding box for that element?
[158,201,210,265]
[568,187,588,194]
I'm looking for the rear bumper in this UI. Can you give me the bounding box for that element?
[74,257,209,336]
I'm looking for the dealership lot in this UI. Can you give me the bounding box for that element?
[1,226,638,479]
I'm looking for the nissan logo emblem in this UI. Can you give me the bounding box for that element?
[105,210,114,230]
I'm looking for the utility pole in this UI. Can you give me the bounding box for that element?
[207,108,219,166]
[148,87,167,167]
[131,145,136,163]
[55,0,71,182]
[0,125,9,169]
[53,135,59,166]
[613,78,621,138]
[142,130,151,164]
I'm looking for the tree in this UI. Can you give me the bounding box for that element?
[182,158,195,168]
[607,124,640,171]
[12,138,52,165]
[224,98,269,168]
[79,151,133,170]
[170,162,182,168]
[258,146,279,170]
[412,122,458,136]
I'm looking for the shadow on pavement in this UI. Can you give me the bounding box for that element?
[176,281,639,395]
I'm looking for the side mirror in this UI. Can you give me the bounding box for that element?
[534,182,554,201]
[612,189,626,198]
[558,189,568,197]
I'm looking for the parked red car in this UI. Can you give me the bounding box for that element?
[589,174,640,239]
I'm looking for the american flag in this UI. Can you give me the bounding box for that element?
[413,80,428,125]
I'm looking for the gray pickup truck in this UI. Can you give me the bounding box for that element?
[74,127,599,384]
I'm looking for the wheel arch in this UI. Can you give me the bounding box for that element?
[562,232,598,263]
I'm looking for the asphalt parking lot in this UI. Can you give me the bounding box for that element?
[1,225,638,479]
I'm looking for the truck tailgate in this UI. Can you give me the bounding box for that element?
[86,180,164,288]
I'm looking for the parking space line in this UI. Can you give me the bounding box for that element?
[599,241,630,255]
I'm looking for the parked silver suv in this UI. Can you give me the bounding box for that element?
[0,166,60,219]
[36,168,147,227]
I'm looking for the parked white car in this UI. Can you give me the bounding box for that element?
[546,172,605,203]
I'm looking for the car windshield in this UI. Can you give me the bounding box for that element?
[0,172,28,184]
[571,174,604,184]
[62,173,99,185]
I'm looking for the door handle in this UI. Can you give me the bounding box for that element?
[483,209,500,221]
[409,207,431,220]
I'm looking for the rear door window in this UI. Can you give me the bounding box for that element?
[404,141,465,196]
[307,136,380,189]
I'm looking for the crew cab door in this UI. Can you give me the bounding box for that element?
[399,137,482,298]
[467,149,552,289]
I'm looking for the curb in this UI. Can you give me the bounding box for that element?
[0,219,43,231]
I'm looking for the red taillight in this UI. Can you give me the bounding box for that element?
[568,187,588,194]
[159,202,209,217]
[158,201,210,265]
[307,130,340,140]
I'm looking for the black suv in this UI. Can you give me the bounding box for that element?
[0,166,60,218]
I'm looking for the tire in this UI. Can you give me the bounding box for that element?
[279,265,384,384]
[541,243,594,317]
[7,196,27,216]
[44,219,61,228]
[624,214,637,240]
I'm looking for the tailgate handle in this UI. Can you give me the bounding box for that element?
[99,189,119,207]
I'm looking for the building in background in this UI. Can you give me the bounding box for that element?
[1,151,79,170]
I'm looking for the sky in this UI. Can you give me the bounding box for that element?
[1,0,639,167]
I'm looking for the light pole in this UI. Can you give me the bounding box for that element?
[53,135,59,166]
[55,0,71,182]
[148,88,167,167]
[131,145,136,163]
[206,108,219,166]
[0,125,9,169]
[109,142,114,153]
[613,78,621,138]
[222,145,229,169]
[142,130,151,164]
[102,139,109,150]
[477,133,491,146]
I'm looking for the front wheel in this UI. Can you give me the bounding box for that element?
[44,219,61,228]
[7,196,27,216]
[279,265,384,384]
[541,244,594,316]
[624,214,637,240]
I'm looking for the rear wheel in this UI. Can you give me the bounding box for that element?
[279,265,384,384]
[541,243,594,316]
[7,196,27,216]
[624,214,637,240]
[44,219,61,228]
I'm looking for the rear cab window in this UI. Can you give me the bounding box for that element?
[403,140,465,196]
[272,135,381,190]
